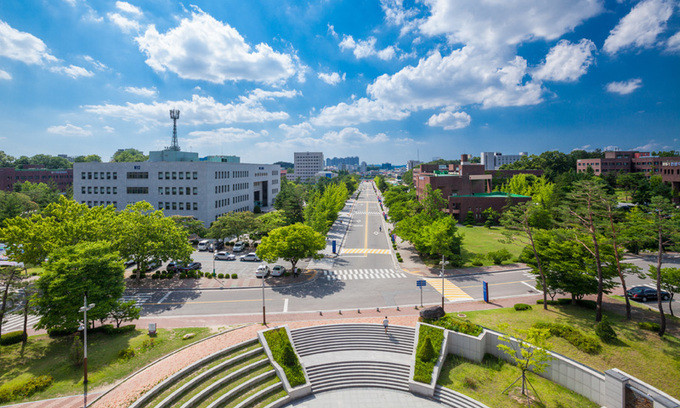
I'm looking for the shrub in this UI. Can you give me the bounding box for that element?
[282,343,298,367]
[514,303,532,311]
[103,324,136,335]
[471,258,483,267]
[487,249,512,265]
[424,315,482,336]
[90,324,114,334]
[206,274,213,279]
[179,273,187,279]
[151,274,159,280]
[70,335,84,367]
[218,273,225,279]
[463,376,478,390]
[0,331,26,346]
[595,317,617,343]
[263,328,306,387]
[638,322,660,332]
[0,375,53,403]
[117,347,135,360]
[418,337,436,362]
[140,338,156,352]
[231,273,238,279]
[533,322,601,354]
[47,327,77,337]
[413,325,444,384]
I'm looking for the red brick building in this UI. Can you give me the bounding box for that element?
[0,166,73,191]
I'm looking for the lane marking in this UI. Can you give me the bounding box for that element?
[424,278,474,301]
[456,279,535,289]
[157,291,173,304]
[155,298,274,305]
[364,201,369,249]
[521,281,539,292]
[283,298,289,313]
[340,248,391,255]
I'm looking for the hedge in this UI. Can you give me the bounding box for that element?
[533,322,601,354]
[638,321,660,332]
[262,328,306,387]
[423,315,482,337]
[0,331,26,346]
[413,325,444,384]
[536,298,597,310]
[0,375,53,403]
[513,303,532,311]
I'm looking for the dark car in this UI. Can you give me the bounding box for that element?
[626,286,670,302]
[145,259,162,271]
[167,261,181,272]
[178,262,202,272]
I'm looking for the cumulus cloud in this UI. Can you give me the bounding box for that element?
[419,0,603,50]
[666,31,680,53]
[533,39,596,82]
[115,1,143,16]
[49,64,94,78]
[47,123,92,137]
[279,122,314,137]
[239,88,300,103]
[311,98,410,127]
[427,111,471,130]
[124,86,157,97]
[603,0,673,54]
[318,72,345,85]
[339,35,396,60]
[380,0,421,36]
[83,55,108,71]
[82,94,289,126]
[108,12,141,33]
[135,9,298,84]
[257,127,388,150]
[103,125,115,133]
[0,20,58,65]
[0,69,11,80]
[606,78,642,95]
[184,127,267,149]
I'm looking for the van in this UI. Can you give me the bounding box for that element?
[197,240,210,251]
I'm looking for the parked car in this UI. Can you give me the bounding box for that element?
[626,286,670,302]
[178,262,202,272]
[240,253,260,262]
[214,241,225,251]
[214,251,236,261]
[233,242,246,252]
[124,259,136,267]
[271,265,285,277]
[146,259,162,271]
[197,240,210,251]
[255,264,270,278]
[167,261,181,272]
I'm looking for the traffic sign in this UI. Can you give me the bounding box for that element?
[416,280,426,287]
[483,281,489,303]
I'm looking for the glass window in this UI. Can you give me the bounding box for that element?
[159,202,164,210]
[179,202,184,210]
[113,172,117,180]
[81,172,86,179]
[81,186,86,194]
[172,172,176,180]
[93,172,98,179]
[193,171,198,179]
[165,187,170,195]
[172,202,177,210]
[113,187,117,194]
[106,172,111,180]
[159,187,163,195]
[179,172,183,180]
[193,187,197,195]
[179,187,183,195]
[158,172,163,179]
[172,187,177,195]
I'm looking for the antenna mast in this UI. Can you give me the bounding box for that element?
[169,109,180,151]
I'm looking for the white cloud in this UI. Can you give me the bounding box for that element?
[257,127,388,150]
[603,0,673,54]
[419,0,603,50]
[83,55,108,71]
[380,0,420,36]
[83,94,289,126]
[533,39,596,82]
[239,88,300,103]
[0,69,11,80]
[339,35,396,60]
[49,64,94,78]
[279,122,313,137]
[116,1,143,16]
[108,12,141,33]
[47,123,92,137]
[103,126,115,133]
[124,86,157,97]
[633,140,665,151]
[311,97,410,127]
[318,72,345,85]
[606,78,642,95]
[367,47,543,111]
[0,20,58,65]
[135,9,297,84]
[666,31,680,53]
[184,127,267,149]
[427,111,471,130]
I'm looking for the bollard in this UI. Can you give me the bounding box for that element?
[397,306,400,311]
[376,307,380,312]
[319,311,323,316]
[358,309,361,314]
[339,310,342,315]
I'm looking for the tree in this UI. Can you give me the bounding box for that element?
[170,215,208,237]
[463,211,475,226]
[0,191,38,226]
[256,224,325,272]
[112,148,147,162]
[108,299,141,328]
[253,211,288,239]
[35,242,125,331]
[0,150,15,168]
[74,154,102,163]
[209,211,259,242]
[487,248,512,265]
[417,216,463,265]
[13,181,61,209]
[482,207,500,228]
[0,266,22,336]
[374,176,388,192]
[648,267,680,317]
[273,180,304,225]
[421,185,447,220]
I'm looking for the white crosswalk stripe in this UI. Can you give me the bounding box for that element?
[352,211,383,215]
[1,314,40,334]
[323,269,407,280]
[121,293,154,306]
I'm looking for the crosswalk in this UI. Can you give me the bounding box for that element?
[352,211,383,215]
[341,248,391,255]
[323,269,407,280]
[424,278,474,302]
[1,314,40,335]
[121,293,154,306]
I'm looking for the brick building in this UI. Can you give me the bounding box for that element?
[0,166,73,191]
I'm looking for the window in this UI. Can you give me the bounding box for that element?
[94,187,99,194]
[159,187,163,195]
[127,172,149,179]
[172,187,177,195]
[193,187,198,195]
[165,171,170,179]
[81,172,86,180]
[179,187,184,195]
[94,172,98,179]
[113,187,117,194]
[193,171,198,180]
[81,186,86,194]
[158,172,163,179]
[193,202,198,210]
[127,187,149,194]
[87,186,92,194]
[113,172,117,180]
[179,202,184,210]
[106,172,111,180]
[159,202,164,210]
[107,186,111,194]
[172,172,177,180]
[179,172,183,180]
[186,171,191,179]
[172,202,177,210]
[87,172,92,179]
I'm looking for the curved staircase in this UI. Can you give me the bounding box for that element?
[291,324,415,356]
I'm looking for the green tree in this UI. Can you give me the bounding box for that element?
[273,180,305,225]
[35,242,125,331]
[647,267,680,317]
[0,266,23,336]
[209,211,259,242]
[0,150,15,168]
[482,207,500,228]
[13,181,61,209]
[74,154,102,163]
[0,191,38,226]
[374,175,388,192]
[402,169,414,187]
[170,215,208,237]
[417,217,463,265]
[421,185,447,220]
[108,299,141,328]
[254,211,288,239]
[256,223,325,272]
[112,148,147,162]
[487,248,512,265]
[463,211,475,226]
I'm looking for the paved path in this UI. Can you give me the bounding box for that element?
[283,388,445,408]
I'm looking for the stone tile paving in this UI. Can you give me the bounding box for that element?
[124,269,318,290]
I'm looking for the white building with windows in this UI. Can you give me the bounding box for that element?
[73,161,280,226]
[293,152,324,182]
[480,151,528,170]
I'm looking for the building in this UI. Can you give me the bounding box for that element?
[294,152,324,182]
[480,152,527,170]
[406,160,422,171]
[0,166,73,191]
[200,155,240,163]
[326,156,359,167]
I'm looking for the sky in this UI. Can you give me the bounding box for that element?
[0,0,679,164]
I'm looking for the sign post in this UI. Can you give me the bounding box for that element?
[416,280,426,307]
[332,240,336,254]
[482,281,489,303]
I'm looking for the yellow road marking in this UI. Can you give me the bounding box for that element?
[457,280,532,289]
[424,278,473,301]
[364,200,369,249]
[341,248,391,255]
[156,298,273,305]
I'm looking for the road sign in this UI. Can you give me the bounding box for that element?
[332,240,336,254]
[416,280,426,307]
[483,281,489,303]
[416,280,426,287]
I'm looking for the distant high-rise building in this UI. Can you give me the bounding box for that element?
[407,160,422,171]
[381,163,392,170]
[326,156,359,167]
[360,161,367,173]
[480,152,527,170]
[294,152,324,182]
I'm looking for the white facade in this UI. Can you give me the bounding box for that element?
[73,161,280,226]
[406,160,422,171]
[480,152,527,170]
[293,152,324,182]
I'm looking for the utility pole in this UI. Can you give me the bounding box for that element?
[79,295,95,408]
[440,254,445,310]
[262,274,266,325]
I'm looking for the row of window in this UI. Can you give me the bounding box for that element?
[215,185,231,194]
[272,179,279,185]
[233,182,249,191]
[215,171,231,179]
[159,202,199,211]
[272,188,279,194]
[127,187,149,194]
[254,172,268,177]
[159,186,199,196]
[83,201,117,207]
[233,194,249,204]
[82,186,118,194]
[159,171,198,180]
[127,172,148,179]
[233,170,249,178]
[82,171,118,180]
[215,198,231,208]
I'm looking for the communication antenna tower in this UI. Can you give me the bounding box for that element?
[169,109,180,151]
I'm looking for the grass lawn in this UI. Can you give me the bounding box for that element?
[0,327,213,404]
[413,324,444,384]
[438,354,599,408]
[459,304,680,398]
[262,328,306,387]
[458,226,527,267]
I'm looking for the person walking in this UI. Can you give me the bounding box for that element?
[383,316,389,334]
[379,225,382,232]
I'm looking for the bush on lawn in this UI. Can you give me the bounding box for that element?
[47,327,77,337]
[424,315,482,336]
[0,375,53,403]
[0,331,26,346]
[117,347,135,360]
[206,274,213,279]
[533,322,601,354]
[413,325,444,384]
[638,321,660,332]
[231,273,238,279]
[218,273,224,279]
[536,298,597,310]
[514,303,532,311]
[103,324,136,335]
[151,274,158,280]
[595,317,617,343]
[487,249,512,265]
[418,337,436,362]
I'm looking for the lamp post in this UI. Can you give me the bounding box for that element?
[440,255,445,310]
[79,296,95,408]
[261,270,266,325]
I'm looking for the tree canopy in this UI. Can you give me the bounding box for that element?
[112,148,148,162]
[256,223,325,271]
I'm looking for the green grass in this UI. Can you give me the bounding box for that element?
[413,324,444,384]
[459,305,680,398]
[254,387,287,407]
[0,327,212,404]
[262,328,306,387]
[438,354,599,408]
[458,226,526,267]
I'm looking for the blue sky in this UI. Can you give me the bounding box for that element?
[0,0,679,164]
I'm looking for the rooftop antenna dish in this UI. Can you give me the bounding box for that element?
[168,109,180,151]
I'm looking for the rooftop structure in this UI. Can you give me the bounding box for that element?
[480,151,527,170]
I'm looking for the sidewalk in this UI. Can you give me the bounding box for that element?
[312,194,356,263]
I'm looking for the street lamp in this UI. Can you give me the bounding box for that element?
[261,269,266,325]
[78,296,95,408]
[440,255,445,310]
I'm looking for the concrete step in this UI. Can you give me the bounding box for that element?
[432,385,491,408]
[306,361,410,394]
[290,325,415,357]
[232,381,283,408]
[204,370,277,408]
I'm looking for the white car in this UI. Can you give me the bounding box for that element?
[214,251,236,261]
[240,253,260,262]
[255,264,270,278]
[233,242,246,252]
[271,265,285,277]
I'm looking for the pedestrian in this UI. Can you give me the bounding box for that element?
[383,316,389,334]
[293,267,298,278]
[379,225,382,232]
